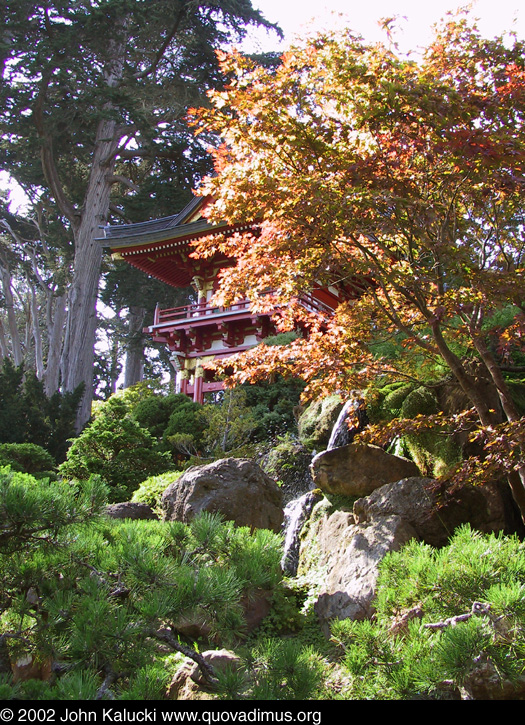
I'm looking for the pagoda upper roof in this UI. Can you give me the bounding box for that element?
[97,196,222,250]
[96,194,253,288]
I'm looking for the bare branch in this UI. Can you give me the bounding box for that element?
[33,73,80,228]
[105,174,140,192]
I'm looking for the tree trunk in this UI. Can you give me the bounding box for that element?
[44,292,66,397]
[123,306,146,388]
[0,261,23,367]
[29,281,44,380]
[472,333,525,520]
[60,27,126,430]
[430,320,500,426]
[60,117,119,429]
[0,318,8,359]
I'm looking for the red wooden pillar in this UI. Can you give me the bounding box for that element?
[193,370,204,404]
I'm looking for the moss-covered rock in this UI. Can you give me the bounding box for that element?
[261,437,313,504]
[297,396,345,450]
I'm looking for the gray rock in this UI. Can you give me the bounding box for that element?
[297,499,417,631]
[105,501,158,520]
[353,477,509,547]
[160,457,283,533]
[313,514,417,628]
[311,442,420,497]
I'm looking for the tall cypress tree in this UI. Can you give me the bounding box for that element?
[0,1,281,429]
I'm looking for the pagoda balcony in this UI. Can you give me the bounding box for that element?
[150,292,334,330]
[144,292,335,361]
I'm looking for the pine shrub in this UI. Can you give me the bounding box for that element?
[0,472,285,700]
[331,525,525,699]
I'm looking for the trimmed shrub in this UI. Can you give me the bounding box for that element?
[58,397,172,501]
[0,443,56,475]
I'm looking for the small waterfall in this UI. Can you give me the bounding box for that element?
[326,395,368,450]
[280,394,368,576]
[280,491,320,576]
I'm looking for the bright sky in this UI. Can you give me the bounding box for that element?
[246,0,525,53]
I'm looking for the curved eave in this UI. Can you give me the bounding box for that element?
[99,219,229,254]
[102,221,254,289]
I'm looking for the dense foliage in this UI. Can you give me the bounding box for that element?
[191,13,525,518]
[331,525,525,699]
[0,359,82,463]
[0,468,285,700]
[58,396,173,502]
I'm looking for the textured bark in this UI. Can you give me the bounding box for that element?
[58,31,126,429]
[123,305,146,388]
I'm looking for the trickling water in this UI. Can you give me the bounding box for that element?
[326,394,368,450]
[280,394,369,575]
[280,491,320,576]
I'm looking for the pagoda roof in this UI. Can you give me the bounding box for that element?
[96,195,251,288]
[98,196,219,249]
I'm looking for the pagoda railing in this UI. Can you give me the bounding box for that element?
[151,292,333,328]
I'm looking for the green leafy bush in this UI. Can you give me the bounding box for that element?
[58,397,172,501]
[0,443,56,476]
[133,393,203,441]
[331,525,525,699]
[131,471,182,509]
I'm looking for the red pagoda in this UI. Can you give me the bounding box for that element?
[99,196,345,403]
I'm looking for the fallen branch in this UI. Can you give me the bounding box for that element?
[150,628,218,687]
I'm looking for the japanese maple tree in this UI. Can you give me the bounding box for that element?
[190,14,525,518]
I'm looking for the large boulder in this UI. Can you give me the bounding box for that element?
[353,477,511,547]
[160,457,283,533]
[105,501,158,520]
[311,442,420,497]
[297,498,417,631]
[314,514,417,628]
[297,474,514,631]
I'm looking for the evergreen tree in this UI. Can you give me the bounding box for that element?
[1,0,281,430]
[0,470,283,700]
[0,358,82,462]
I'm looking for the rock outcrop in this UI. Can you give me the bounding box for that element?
[298,476,513,630]
[297,499,416,632]
[297,395,346,449]
[105,501,158,520]
[167,649,242,700]
[160,457,283,533]
[311,442,420,497]
[353,477,510,547]
[260,440,314,505]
